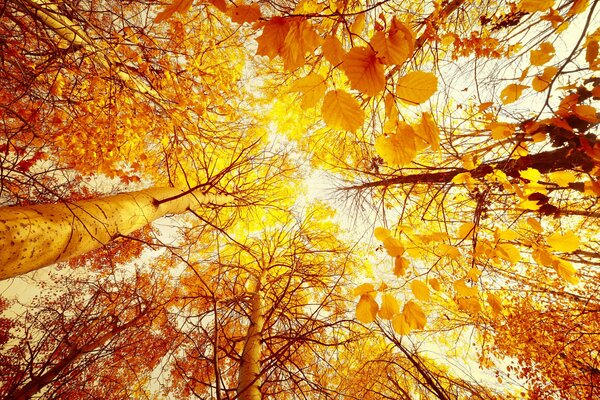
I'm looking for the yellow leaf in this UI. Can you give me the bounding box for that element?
[378,294,400,319]
[155,0,194,22]
[496,228,519,241]
[458,222,475,239]
[500,84,528,104]
[547,230,580,252]
[487,293,504,316]
[573,105,599,123]
[374,227,392,241]
[294,0,319,13]
[519,0,554,13]
[353,283,375,296]
[496,243,521,263]
[383,236,404,257]
[375,122,418,165]
[341,47,386,97]
[396,71,438,105]
[553,259,579,284]
[414,112,440,151]
[403,300,427,330]
[392,314,411,335]
[321,90,364,132]
[411,280,430,301]
[453,279,478,297]
[438,243,461,259]
[526,217,543,233]
[549,170,577,187]
[282,19,321,70]
[520,199,541,210]
[429,278,441,291]
[322,35,345,66]
[467,267,482,281]
[356,294,379,323]
[519,167,541,183]
[487,121,515,140]
[228,4,262,24]
[289,73,327,109]
[529,42,555,66]
[394,256,409,276]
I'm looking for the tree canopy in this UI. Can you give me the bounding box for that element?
[1,0,599,399]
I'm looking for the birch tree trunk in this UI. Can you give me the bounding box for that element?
[236,269,267,400]
[0,187,230,279]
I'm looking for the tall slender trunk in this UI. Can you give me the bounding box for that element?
[236,269,267,400]
[0,187,231,279]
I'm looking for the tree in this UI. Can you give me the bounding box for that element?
[1,0,600,398]
[1,269,176,399]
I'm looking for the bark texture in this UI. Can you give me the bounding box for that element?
[236,270,267,400]
[0,187,229,279]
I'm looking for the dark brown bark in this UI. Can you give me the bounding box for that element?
[342,145,594,191]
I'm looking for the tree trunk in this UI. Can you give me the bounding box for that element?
[236,269,267,400]
[0,187,231,279]
[343,145,594,191]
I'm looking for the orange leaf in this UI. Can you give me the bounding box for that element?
[532,66,558,92]
[228,4,262,24]
[519,0,554,13]
[429,278,441,291]
[256,17,290,59]
[321,90,364,132]
[383,236,404,257]
[487,293,504,316]
[322,35,345,66]
[378,294,400,319]
[341,47,386,97]
[411,280,430,301]
[415,112,440,151]
[353,283,375,296]
[396,71,437,105]
[392,314,411,335]
[207,0,227,12]
[281,19,320,70]
[155,0,194,22]
[370,18,414,65]
[403,300,427,330]
[394,256,409,276]
[530,42,555,66]
[500,84,528,104]
[573,105,599,123]
[356,294,379,323]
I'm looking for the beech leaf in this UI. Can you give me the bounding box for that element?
[321,90,364,132]
[396,71,438,105]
